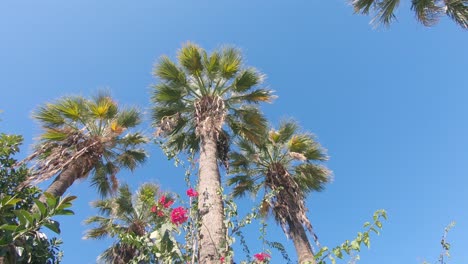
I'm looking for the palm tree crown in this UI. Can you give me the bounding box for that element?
[84,183,168,264]
[228,121,332,263]
[22,93,148,197]
[352,0,467,29]
[152,42,274,162]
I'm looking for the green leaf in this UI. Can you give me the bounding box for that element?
[351,240,361,251]
[375,220,382,228]
[33,199,47,216]
[0,224,18,231]
[56,209,74,216]
[43,220,61,234]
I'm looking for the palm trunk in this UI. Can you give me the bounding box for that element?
[287,217,316,264]
[197,133,226,264]
[39,161,92,202]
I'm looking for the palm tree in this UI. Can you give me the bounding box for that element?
[352,0,467,29]
[228,121,332,264]
[151,43,274,263]
[21,93,148,199]
[84,183,164,264]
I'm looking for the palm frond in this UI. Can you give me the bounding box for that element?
[91,162,119,197]
[89,94,118,120]
[445,0,468,28]
[276,121,298,144]
[411,0,443,26]
[154,56,187,85]
[33,105,66,128]
[232,68,264,93]
[52,97,84,121]
[151,83,186,105]
[202,50,220,80]
[353,0,377,14]
[227,107,268,144]
[219,47,242,79]
[228,89,275,104]
[115,184,134,216]
[373,0,401,26]
[294,164,332,194]
[178,42,204,75]
[116,108,141,128]
[115,149,147,171]
[229,175,257,198]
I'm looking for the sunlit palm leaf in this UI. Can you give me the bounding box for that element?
[445,0,468,28]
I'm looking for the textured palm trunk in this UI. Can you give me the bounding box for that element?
[197,133,226,264]
[39,161,92,202]
[287,217,316,264]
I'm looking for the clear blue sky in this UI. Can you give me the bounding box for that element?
[1,1,467,263]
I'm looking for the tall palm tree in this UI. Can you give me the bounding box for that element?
[352,0,467,28]
[84,183,167,264]
[151,43,274,263]
[228,121,332,264]
[21,93,148,199]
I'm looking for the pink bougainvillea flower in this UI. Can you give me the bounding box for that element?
[170,206,188,225]
[159,195,174,208]
[186,188,199,197]
[157,211,165,217]
[254,252,271,262]
[220,256,225,263]
[151,205,158,213]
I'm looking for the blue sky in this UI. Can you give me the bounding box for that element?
[1,1,467,263]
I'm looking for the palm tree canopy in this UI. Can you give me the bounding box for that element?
[84,183,162,263]
[151,42,275,162]
[352,0,467,29]
[228,121,332,233]
[22,93,148,197]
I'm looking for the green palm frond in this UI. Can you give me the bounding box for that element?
[352,0,401,26]
[445,0,468,28]
[228,89,275,104]
[115,149,147,171]
[219,47,242,79]
[294,164,332,194]
[202,51,220,80]
[116,108,141,128]
[34,105,66,128]
[276,121,298,144]
[52,97,84,121]
[155,56,187,85]
[178,42,204,75]
[373,0,401,26]
[227,107,268,144]
[151,83,186,105]
[411,0,443,26]
[353,0,377,14]
[233,68,264,93]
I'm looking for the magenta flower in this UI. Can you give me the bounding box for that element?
[159,195,174,208]
[170,207,188,225]
[254,252,271,262]
[186,188,199,197]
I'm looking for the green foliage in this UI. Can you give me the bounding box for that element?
[25,93,148,197]
[0,132,75,264]
[315,210,387,264]
[84,183,186,264]
[352,0,468,29]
